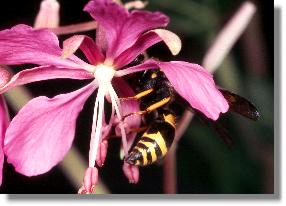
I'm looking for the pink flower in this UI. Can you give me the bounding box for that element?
[0,0,60,187]
[0,0,228,192]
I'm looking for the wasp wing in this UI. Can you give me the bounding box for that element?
[196,111,234,149]
[218,89,260,121]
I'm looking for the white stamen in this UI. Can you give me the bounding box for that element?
[108,85,129,157]
[89,64,116,167]
[89,87,105,167]
[89,99,99,166]
[101,101,115,139]
[109,84,122,114]
[91,90,100,136]
[107,104,115,129]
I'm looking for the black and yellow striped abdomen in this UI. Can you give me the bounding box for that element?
[125,112,176,166]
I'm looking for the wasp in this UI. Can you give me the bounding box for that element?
[121,58,260,167]
[121,69,176,166]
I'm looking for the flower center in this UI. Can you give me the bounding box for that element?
[94,64,115,85]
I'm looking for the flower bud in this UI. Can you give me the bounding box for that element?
[34,0,60,29]
[0,67,11,88]
[122,162,139,184]
[78,167,98,194]
[96,140,108,167]
[125,1,148,10]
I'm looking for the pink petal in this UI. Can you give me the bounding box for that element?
[95,25,108,54]
[158,61,229,120]
[114,32,161,68]
[84,0,169,59]
[115,59,158,77]
[0,65,93,94]
[122,162,139,184]
[0,24,88,69]
[151,29,182,56]
[112,78,141,148]
[62,35,104,65]
[115,29,181,68]
[84,0,127,58]
[0,96,10,185]
[4,82,96,176]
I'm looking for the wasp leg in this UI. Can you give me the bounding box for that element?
[123,110,147,120]
[123,97,172,122]
[119,96,138,101]
[119,88,154,101]
[129,126,148,133]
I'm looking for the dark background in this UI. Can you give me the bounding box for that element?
[0,0,273,194]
